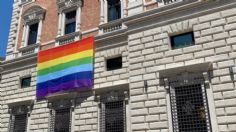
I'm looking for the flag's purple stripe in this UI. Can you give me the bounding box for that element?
[36,79,93,98]
[36,71,93,90]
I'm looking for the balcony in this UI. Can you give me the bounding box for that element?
[157,0,183,6]
[17,44,39,57]
[55,31,81,45]
[99,19,126,34]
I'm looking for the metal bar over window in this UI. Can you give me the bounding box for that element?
[99,91,127,132]
[170,83,211,132]
[49,100,72,132]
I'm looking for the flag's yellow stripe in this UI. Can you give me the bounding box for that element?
[38,49,93,70]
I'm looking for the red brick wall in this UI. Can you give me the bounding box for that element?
[80,0,100,32]
[17,0,58,48]
[17,0,101,49]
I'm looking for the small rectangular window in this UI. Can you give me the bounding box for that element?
[170,84,211,132]
[21,76,31,88]
[108,0,121,22]
[28,23,38,45]
[106,56,122,71]
[65,10,76,35]
[170,32,194,49]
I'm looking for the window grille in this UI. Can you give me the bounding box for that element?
[98,91,128,132]
[170,83,211,132]
[100,101,126,132]
[13,114,28,132]
[9,105,28,132]
[49,100,72,132]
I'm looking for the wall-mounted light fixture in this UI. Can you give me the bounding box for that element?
[229,67,234,81]
[144,80,148,92]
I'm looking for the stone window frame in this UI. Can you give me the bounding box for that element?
[100,0,127,24]
[21,5,45,48]
[56,0,82,37]
[101,46,128,72]
[8,100,34,132]
[170,31,195,49]
[162,71,219,132]
[18,74,32,89]
[20,75,32,88]
[96,90,130,132]
[47,93,77,132]
[105,55,123,71]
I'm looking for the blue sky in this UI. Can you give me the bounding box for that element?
[0,0,13,57]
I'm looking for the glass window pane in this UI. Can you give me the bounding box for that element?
[171,32,194,49]
[65,11,76,21]
[65,22,76,35]
[27,23,38,45]
[21,77,31,88]
[65,10,76,34]
[108,0,121,21]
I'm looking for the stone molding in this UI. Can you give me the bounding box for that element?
[22,6,45,25]
[57,0,82,13]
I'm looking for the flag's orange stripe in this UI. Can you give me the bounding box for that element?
[38,43,93,63]
[38,37,94,57]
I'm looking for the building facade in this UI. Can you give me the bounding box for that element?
[1,0,236,132]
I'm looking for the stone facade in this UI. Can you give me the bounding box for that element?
[1,0,236,132]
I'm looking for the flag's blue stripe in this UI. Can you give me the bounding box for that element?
[36,71,93,90]
[37,63,92,84]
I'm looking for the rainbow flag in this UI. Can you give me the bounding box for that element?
[36,37,94,99]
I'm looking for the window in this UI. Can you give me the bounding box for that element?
[101,101,126,132]
[9,105,29,132]
[21,76,31,88]
[106,56,122,71]
[54,108,71,132]
[170,32,194,49]
[49,100,72,132]
[27,23,39,45]
[65,10,76,35]
[108,0,121,22]
[12,114,28,132]
[170,84,211,132]
[22,6,45,47]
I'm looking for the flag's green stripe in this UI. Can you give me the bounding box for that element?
[37,57,93,76]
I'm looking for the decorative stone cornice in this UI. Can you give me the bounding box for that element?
[57,0,82,13]
[23,6,45,24]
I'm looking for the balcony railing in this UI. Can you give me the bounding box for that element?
[17,44,39,57]
[55,32,81,45]
[99,19,126,34]
[157,0,182,5]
